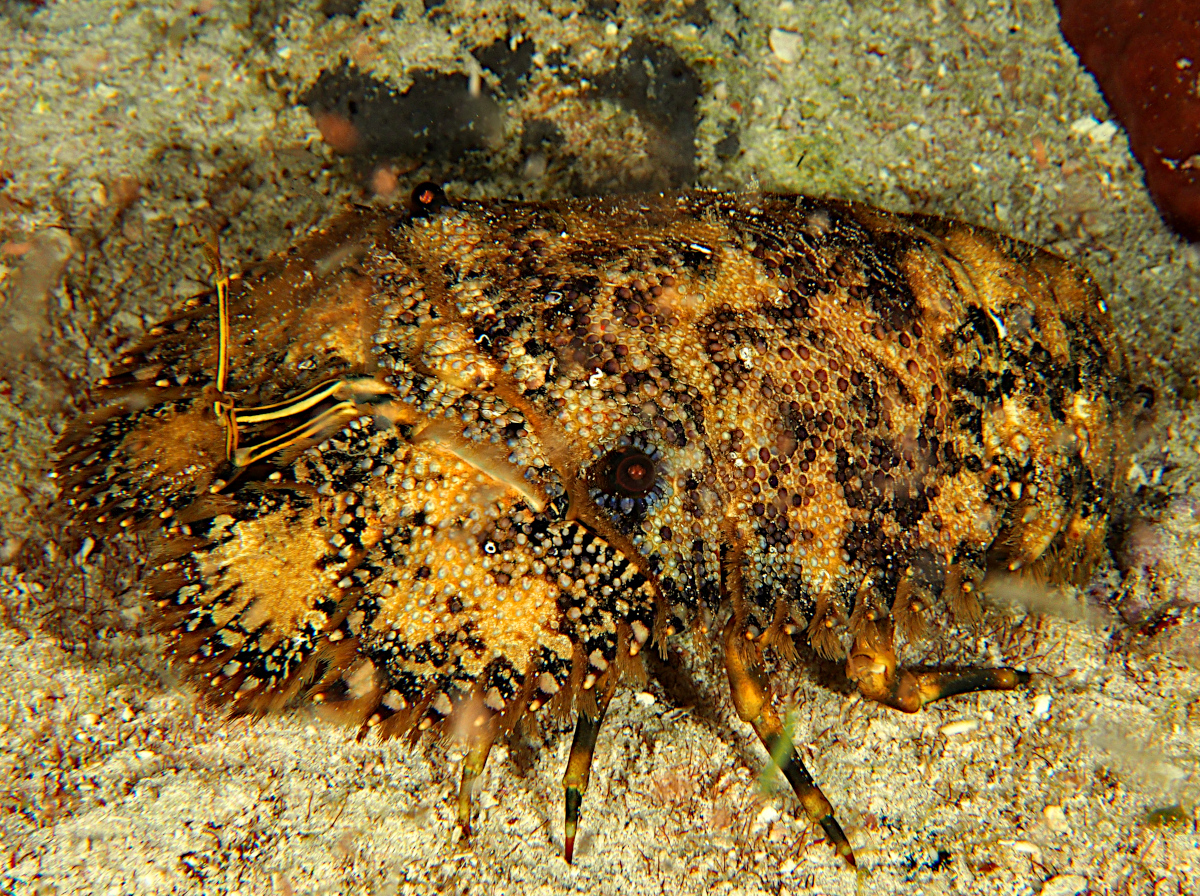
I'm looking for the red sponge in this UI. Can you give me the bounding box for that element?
[1059,0,1200,241]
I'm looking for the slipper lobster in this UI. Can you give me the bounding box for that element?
[57,187,1135,867]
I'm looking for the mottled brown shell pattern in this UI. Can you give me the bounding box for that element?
[57,190,1133,864]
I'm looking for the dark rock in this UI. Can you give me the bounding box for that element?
[303,63,502,162]
[714,129,740,161]
[681,1,710,28]
[595,36,701,188]
[320,0,361,17]
[584,0,620,19]
[521,118,563,151]
[474,36,535,95]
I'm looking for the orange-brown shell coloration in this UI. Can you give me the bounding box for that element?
[56,190,1134,867]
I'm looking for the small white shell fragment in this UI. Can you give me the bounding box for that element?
[1040,874,1088,896]
[1043,804,1070,833]
[1000,839,1042,857]
[75,536,95,565]
[634,691,656,707]
[1033,694,1052,718]
[1087,121,1118,144]
[1070,115,1098,135]
[1126,461,1149,486]
[769,28,801,64]
[753,805,781,828]
[1070,115,1118,143]
[939,719,979,737]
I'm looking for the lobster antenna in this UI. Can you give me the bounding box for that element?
[198,225,238,460]
[199,228,232,395]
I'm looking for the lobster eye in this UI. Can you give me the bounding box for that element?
[608,449,657,497]
[589,437,668,524]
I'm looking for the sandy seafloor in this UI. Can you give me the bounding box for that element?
[2,1,1200,894]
